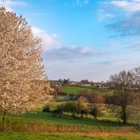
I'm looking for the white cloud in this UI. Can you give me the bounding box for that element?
[103,0,140,13]
[126,40,140,50]
[106,12,140,36]
[97,8,114,21]
[98,12,114,21]
[44,55,132,82]
[98,0,140,36]
[133,0,140,2]
[31,26,60,51]
[0,0,27,11]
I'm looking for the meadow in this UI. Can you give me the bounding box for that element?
[0,85,139,140]
[0,132,140,140]
[0,111,139,140]
[61,85,102,94]
[0,108,139,139]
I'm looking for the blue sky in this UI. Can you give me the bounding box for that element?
[1,0,140,82]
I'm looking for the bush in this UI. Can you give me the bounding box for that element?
[42,106,50,112]
[79,90,104,103]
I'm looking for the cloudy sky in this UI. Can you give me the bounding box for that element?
[1,0,140,82]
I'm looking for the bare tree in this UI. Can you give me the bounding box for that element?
[90,106,101,120]
[79,90,103,103]
[107,70,134,124]
[132,67,140,107]
[0,7,52,130]
[131,67,140,125]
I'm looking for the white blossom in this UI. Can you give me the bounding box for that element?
[0,7,53,115]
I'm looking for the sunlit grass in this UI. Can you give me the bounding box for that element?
[0,111,131,127]
[0,132,140,140]
[61,86,100,94]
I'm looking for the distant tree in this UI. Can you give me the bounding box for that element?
[131,67,140,107]
[58,79,63,83]
[51,83,61,98]
[68,92,74,100]
[90,106,101,120]
[106,70,134,124]
[42,105,50,112]
[61,102,77,116]
[63,79,70,85]
[81,79,89,86]
[77,96,88,117]
[51,105,64,117]
[0,7,52,130]
[131,67,140,125]
[58,100,88,117]
[80,108,89,118]
[80,90,103,103]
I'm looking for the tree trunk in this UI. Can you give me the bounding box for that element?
[80,113,83,118]
[95,115,97,120]
[2,111,7,131]
[122,107,127,124]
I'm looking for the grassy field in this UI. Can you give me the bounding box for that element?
[61,86,100,94]
[0,132,140,140]
[0,111,139,139]
[0,111,128,127]
[61,86,87,94]
[0,86,139,139]
[0,111,136,134]
[61,85,113,95]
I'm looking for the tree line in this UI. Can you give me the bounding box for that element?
[44,67,140,124]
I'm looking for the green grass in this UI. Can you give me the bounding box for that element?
[61,86,86,94]
[102,90,113,95]
[61,86,100,94]
[0,132,140,140]
[0,111,130,128]
[0,111,138,139]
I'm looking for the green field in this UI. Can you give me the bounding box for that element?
[0,111,127,127]
[61,86,100,94]
[0,85,139,139]
[0,132,140,140]
[0,110,139,140]
[61,85,113,95]
[61,86,88,94]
